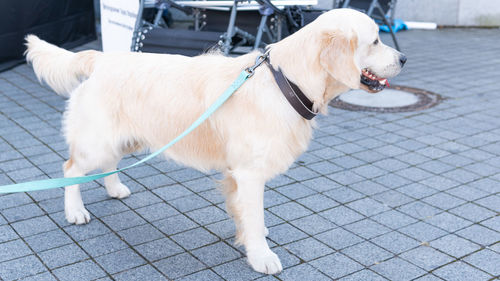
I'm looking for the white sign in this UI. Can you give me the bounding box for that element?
[100,0,140,52]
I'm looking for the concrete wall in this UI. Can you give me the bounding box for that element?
[395,0,500,26]
[316,0,500,26]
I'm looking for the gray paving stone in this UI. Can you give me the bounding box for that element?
[119,223,164,245]
[168,168,206,182]
[433,261,491,281]
[397,201,441,220]
[263,190,290,208]
[86,200,129,218]
[371,231,420,254]
[449,203,496,222]
[324,186,365,203]
[430,234,481,258]
[300,176,340,193]
[11,215,57,237]
[278,263,330,281]
[135,202,179,222]
[2,203,44,223]
[153,214,198,235]
[372,190,413,208]
[206,219,236,239]
[53,260,106,281]
[176,269,223,281]
[310,252,363,279]
[121,191,162,209]
[191,242,241,267]
[468,178,500,194]
[0,239,33,263]
[168,194,211,212]
[269,202,312,221]
[371,210,417,229]
[347,198,390,217]
[349,181,389,198]
[285,237,333,261]
[102,210,147,231]
[371,257,426,281]
[64,219,111,241]
[339,269,388,281]
[341,241,393,266]
[419,175,460,191]
[0,225,18,243]
[400,246,453,271]
[185,205,227,226]
[296,193,338,212]
[270,246,301,268]
[113,265,167,281]
[373,173,412,188]
[26,230,73,255]
[290,214,336,235]
[153,184,193,201]
[327,170,365,185]
[20,272,58,281]
[95,248,146,274]
[475,195,500,212]
[315,227,363,250]
[307,161,343,175]
[135,173,176,189]
[135,237,184,262]
[481,215,500,232]
[155,253,207,279]
[463,249,500,276]
[319,205,364,226]
[456,224,500,246]
[171,227,219,250]
[275,183,316,200]
[344,219,391,240]
[39,244,88,269]
[79,232,128,257]
[267,223,308,245]
[0,255,46,281]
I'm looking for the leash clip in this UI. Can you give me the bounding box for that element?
[245,51,269,78]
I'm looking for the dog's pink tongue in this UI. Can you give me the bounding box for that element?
[379,78,390,87]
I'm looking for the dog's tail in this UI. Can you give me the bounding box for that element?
[24,35,101,97]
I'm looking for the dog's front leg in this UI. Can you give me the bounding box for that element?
[232,170,282,275]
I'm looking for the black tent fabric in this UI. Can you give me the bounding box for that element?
[0,0,96,72]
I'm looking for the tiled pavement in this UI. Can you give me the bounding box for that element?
[0,28,499,281]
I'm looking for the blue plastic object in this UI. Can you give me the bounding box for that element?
[379,19,407,33]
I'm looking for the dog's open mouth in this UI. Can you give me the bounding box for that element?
[360,68,389,93]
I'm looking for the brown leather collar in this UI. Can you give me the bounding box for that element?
[264,59,317,120]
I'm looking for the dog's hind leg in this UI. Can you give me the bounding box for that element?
[102,158,131,199]
[63,158,92,224]
[230,170,282,275]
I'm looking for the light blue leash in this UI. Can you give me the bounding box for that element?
[0,53,268,194]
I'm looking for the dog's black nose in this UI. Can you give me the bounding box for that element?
[399,54,407,66]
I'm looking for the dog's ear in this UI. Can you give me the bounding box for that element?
[319,30,360,89]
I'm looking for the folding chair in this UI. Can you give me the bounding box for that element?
[337,0,400,51]
[133,0,317,56]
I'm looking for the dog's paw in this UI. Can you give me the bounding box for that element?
[65,206,91,224]
[107,183,131,199]
[247,248,282,275]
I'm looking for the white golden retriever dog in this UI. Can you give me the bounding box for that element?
[25,9,405,274]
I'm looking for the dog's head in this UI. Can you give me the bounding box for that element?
[316,9,406,93]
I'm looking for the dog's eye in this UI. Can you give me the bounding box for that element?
[373,39,379,45]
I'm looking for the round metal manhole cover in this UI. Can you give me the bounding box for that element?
[330,85,443,113]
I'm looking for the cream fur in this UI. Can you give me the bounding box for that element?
[25,9,403,275]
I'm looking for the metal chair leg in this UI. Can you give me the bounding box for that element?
[223,1,239,55]
[254,14,268,49]
[376,5,400,51]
